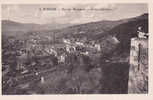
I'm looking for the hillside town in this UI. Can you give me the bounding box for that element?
[2,31,108,94]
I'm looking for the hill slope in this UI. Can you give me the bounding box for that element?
[51,13,148,40]
[109,13,148,53]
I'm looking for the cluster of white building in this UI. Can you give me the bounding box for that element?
[63,38,101,53]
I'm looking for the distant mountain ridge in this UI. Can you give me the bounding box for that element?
[2,20,73,36]
[2,13,148,39]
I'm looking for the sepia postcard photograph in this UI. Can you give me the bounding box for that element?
[1,3,149,96]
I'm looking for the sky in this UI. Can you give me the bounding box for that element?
[2,4,148,24]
